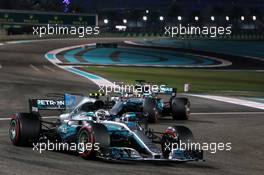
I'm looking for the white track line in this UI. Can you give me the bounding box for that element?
[188,94,264,110]
[30,64,40,72]
[43,65,55,72]
[42,116,58,119]
[45,43,114,87]
[243,55,264,62]
[191,112,264,115]
[0,116,58,121]
[1,112,264,121]
[0,118,11,121]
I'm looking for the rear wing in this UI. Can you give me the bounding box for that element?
[159,86,177,96]
[29,93,106,113]
[29,99,65,113]
[134,80,177,97]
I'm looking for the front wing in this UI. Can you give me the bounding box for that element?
[97,147,204,162]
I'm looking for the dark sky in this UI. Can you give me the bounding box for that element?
[84,0,263,10]
[0,0,262,13]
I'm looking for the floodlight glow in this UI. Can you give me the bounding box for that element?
[253,16,256,21]
[62,0,71,12]
[195,16,199,21]
[159,16,164,21]
[146,10,149,13]
[104,19,109,24]
[63,0,70,5]
[123,19,127,24]
[143,16,147,21]
[211,16,215,21]
[115,25,127,31]
[177,16,182,21]
[226,16,230,21]
[241,16,245,21]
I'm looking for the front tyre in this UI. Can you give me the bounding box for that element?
[77,127,95,159]
[77,123,110,159]
[161,126,194,159]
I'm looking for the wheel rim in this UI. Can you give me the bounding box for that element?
[9,120,17,140]
[155,110,159,120]
[78,130,95,156]
[185,104,191,117]
[78,131,89,152]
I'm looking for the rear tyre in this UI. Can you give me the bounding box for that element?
[9,113,41,146]
[171,97,190,120]
[143,98,159,123]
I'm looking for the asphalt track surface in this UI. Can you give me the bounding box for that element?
[0,38,263,175]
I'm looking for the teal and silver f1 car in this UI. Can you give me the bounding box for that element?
[109,81,191,123]
[9,94,203,162]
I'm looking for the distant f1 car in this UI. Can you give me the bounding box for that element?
[9,94,203,162]
[109,80,191,123]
